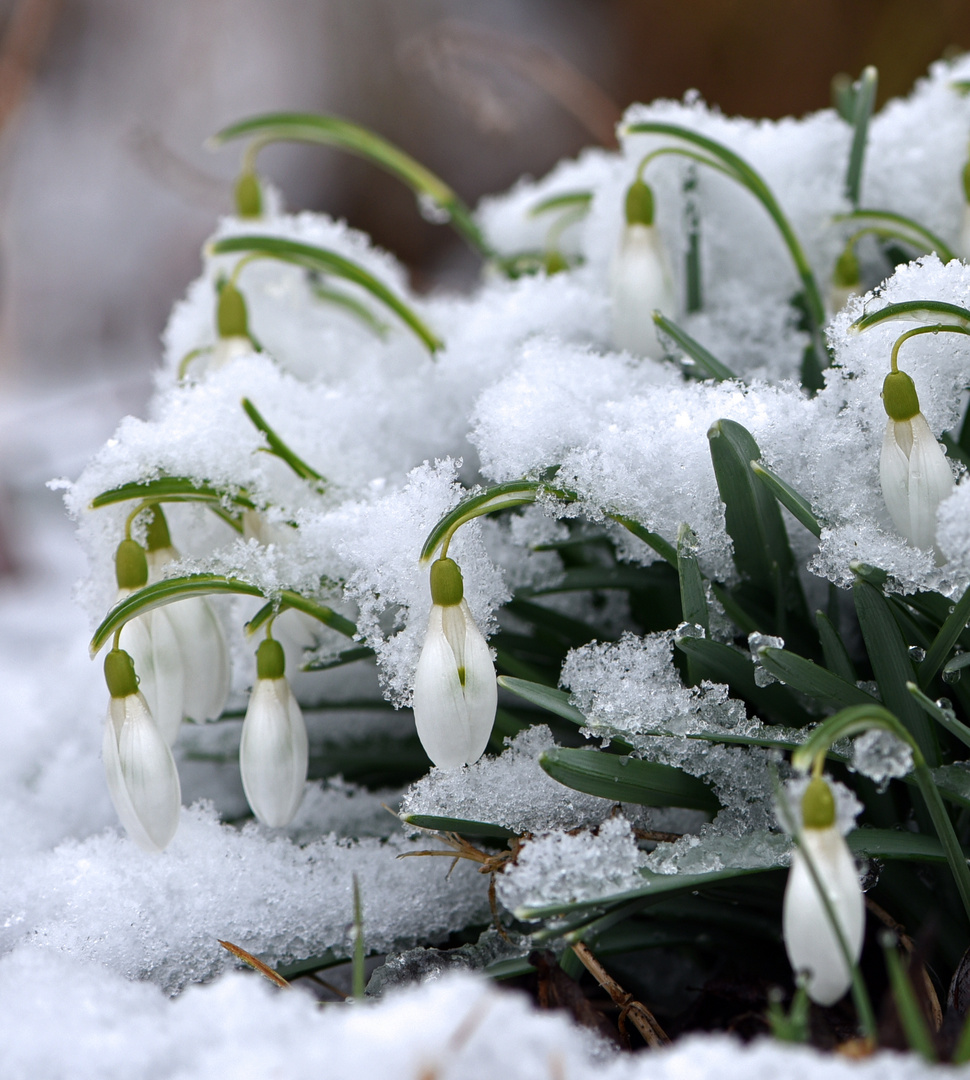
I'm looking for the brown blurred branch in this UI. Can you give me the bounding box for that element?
[400,20,621,147]
[0,0,58,137]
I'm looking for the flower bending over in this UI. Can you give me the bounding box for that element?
[412,556,497,770]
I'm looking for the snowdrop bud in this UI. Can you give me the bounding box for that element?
[115,537,185,745]
[412,557,497,770]
[828,244,862,315]
[239,638,308,827]
[217,281,250,340]
[879,369,954,556]
[102,648,182,853]
[234,170,262,218]
[783,777,865,1006]
[115,538,148,590]
[610,179,675,360]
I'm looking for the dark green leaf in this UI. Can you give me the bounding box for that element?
[90,475,256,512]
[401,814,516,840]
[653,313,737,381]
[850,299,970,334]
[539,747,719,812]
[920,581,970,688]
[756,646,877,710]
[750,462,822,538]
[816,611,857,682]
[844,66,878,208]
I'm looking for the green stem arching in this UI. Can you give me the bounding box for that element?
[889,323,970,374]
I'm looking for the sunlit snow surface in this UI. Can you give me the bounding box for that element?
[8,54,970,1076]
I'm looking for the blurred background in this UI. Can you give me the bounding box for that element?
[3,0,970,575]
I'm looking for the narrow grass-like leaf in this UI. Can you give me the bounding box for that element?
[853,578,937,763]
[708,420,795,599]
[90,475,256,512]
[351,876,366,1001]
[302,646,375,672]
[400,814,516,840]
[520,564,673,597]
[907,682,970,752]
[816,611,857,682]
[881,935,937,1062]
[919,581,970,689]
[750,462,822,538]
[624,122,827,366]
[844,66,878,207]
[677,524,709,636]
[242,397,325,486]
[653,313,737,381]
[609,515,678,567]
[849,299,970,333]
[497,676,589,727]
[683,164,702,313]
[674,635,812,725]
[539,747,719,812]
[756,646,877,710]
[210,235,443,353]
[309,281,389,337]
[244,593,357,639]
[210,112,489,255]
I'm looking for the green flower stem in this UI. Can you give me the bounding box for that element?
[850,299,970,334]
[625,121,827,366]
[889,323,970,373]
[90,574,357,656]
[835,209,955,264]
[210,111,490,257]
[794,704,970,926]
[241,397,326,489]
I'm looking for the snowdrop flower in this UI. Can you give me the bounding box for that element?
[828,244,862,316]
[115,538,186,746]
[412,557,497,770]
[210,280,256,369]
[610,178,675,360]
[783,776,865,1006]
[102,647,182,852]
[143,507,230,724]
[879,365,954,557]
[239,637,308,827]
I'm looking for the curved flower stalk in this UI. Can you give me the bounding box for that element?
[610,178,676,360]
[102,647,182,853]
[879,359,954,558]
[142,507,230,724]
[115,538,186,746]
[239,637,308,827]
[412,557,497,770]
[783,775,865,1006]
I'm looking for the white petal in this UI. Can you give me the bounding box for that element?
[610,224,676,360]
[165,596,231,722]
[880,414,954,555]
[783,827,865,1006]
[458,604,498,766]
[119,609,185,746]
[239,678,308,827]
[412,606,472,770]
[907,412,955,555]
[103,693,181,853]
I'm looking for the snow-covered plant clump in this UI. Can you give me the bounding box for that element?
[56,59,970,1060]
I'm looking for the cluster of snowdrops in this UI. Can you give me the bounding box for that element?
[66,58,970,1048]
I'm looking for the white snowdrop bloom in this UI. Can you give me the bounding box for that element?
[879,367,954,556]
[827,245,862,317]
[412,557,497,770]
[114,538,186,746]
[239,638,308,827]
[102,647,182,853]
[610,179,676,360]
[143,508,230,724]
[783,776,865,1006]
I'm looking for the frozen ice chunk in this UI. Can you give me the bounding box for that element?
[850,729,914,786]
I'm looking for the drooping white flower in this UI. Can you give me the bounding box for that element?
[115,538,186,746]
[783,776,865,1006]
[412,557,497,770]
[879,367,954,556]
[610,178,676,360]
[239,637,308,827]
[102,647,182,853]
[143,507,230,724]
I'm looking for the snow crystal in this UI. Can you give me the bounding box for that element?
[850,728,914,786]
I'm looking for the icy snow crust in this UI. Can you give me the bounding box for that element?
[15,53,970,1071]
